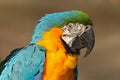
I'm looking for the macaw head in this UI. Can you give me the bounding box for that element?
[31,10,95,57]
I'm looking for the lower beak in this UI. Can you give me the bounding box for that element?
[71,25,95,57]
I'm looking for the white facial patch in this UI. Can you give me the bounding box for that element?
[62,23,87,47]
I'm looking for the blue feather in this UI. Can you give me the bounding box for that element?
[30,10,92,43]
[33,71,42,80]
[30,10,75,43]
[0,44,45,80]
[74,66,78,80]
[0,10,92,80]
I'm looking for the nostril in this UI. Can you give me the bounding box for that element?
[85,25,91,31]
[85,26,88,30]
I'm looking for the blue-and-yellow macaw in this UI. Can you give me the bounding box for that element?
[0,10,95,80]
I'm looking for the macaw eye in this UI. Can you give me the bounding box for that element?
[68,23,73,27]
[67,23,74,30]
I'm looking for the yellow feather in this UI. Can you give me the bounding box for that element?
[36,27,78,80]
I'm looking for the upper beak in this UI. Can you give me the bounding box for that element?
[71,25,95,57]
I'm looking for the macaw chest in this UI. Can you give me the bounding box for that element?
[42,49,77,80]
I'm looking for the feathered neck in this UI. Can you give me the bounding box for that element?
[36,28,78,80]
[36,27,64,52]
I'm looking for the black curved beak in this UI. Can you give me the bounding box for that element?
[61,25,95,57]
[71,25,95,57]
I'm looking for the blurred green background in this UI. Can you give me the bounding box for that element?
[0,0,120,80]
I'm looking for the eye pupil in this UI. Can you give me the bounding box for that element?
[68,23,74,28]
[69,25,72,28]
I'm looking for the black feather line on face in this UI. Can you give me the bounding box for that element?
[60,38,79,56]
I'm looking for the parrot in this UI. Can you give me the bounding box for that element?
[0,10,95,80]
